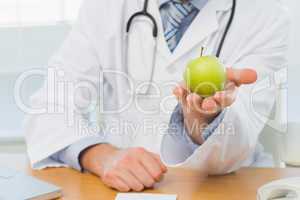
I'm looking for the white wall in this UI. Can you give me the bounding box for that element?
[285,0,300,122]
[0,25,70,140]
[259,1,300,164]
[0,0,79,153]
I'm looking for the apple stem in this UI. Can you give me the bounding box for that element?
[200,47,205,57]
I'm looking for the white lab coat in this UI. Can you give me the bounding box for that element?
[24,0,290,174]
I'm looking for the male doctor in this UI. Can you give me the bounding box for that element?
[24,0,290,192]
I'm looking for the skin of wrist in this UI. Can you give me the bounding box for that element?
[80,143,118,175]
[184,112,219,145]
[184,119,208,144]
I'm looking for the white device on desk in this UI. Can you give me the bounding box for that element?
[283,122,300,167]
[257,177,300,200]
[0,168,62,200]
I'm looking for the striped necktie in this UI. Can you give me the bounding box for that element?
[160,0,197,52]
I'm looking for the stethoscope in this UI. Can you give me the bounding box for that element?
[125,0,236,95]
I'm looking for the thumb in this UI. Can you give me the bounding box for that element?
[148,152,167,172]
[226,68,257,86]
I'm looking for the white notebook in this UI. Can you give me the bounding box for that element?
[116,193,177,200]
[0,168,62,200]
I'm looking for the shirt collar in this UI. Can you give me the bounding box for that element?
[159,0,209,10]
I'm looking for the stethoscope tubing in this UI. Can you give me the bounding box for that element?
[126,0,236,57]
[125,0,236,95]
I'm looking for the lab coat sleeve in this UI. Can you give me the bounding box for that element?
[52,136,106,171]
[161,5,291,174]
[23,0,108,169]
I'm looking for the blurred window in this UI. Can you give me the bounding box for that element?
[0,0,82,140]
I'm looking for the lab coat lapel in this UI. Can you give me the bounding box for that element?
[171,0,232,62]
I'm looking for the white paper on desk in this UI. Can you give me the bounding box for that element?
[116,193,177,200]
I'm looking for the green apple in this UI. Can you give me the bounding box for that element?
[184,55,226,97]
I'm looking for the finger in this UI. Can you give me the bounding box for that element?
[173,84,188,106]
[149,152,168,173]
[102,173,130,192]
[139,152,164,181]
[128,161,156,188]
[172,85,181,100]
[179,81,189,91]
[214,83,237,108]
[224,81,236,90]
[108,177,130,192]
[173,82,188,96]
[117,169,144,192]
[186,93,203,113]
[226,68,257,87]
[201,97,219,114]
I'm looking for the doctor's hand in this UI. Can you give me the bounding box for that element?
[80,144,167,192]
[173,68,257,145]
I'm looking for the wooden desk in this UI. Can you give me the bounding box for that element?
[3,156,300,200]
